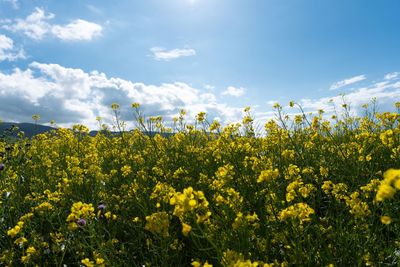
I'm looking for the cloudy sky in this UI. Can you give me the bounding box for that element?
[0,0,399,128]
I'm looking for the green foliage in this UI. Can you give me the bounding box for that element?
[0,103,400,266]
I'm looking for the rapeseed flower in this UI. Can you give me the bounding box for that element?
[380,216,392,225]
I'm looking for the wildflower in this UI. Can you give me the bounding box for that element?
[345,192,371,218]
[26,246,36,255]
[81,258,95,267]
[210,120,220,131]
[34,202,53,214]
[242,115,253,124]
[7,221,24,238]
[375,169,400,202]
[77,218,87,227]
[182,222,192,236]
[381,216,392,225]
[273,102,281,109]
[66,202,94,230]
[320,166,329,178]
[131,102,140,108]
[104,211,117,220]
[196,112,206,122]
[145,211,170,237]
[14,237,28,246]
[0,163,4,171]
[121,165,132,177]
[111,103,120,110]
[279,203,315,223]
[191,260,212,267]
[32,114,40,122]
[96,258,105,267]
[257,168,279,183]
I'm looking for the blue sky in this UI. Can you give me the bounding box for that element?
[0,0,399,128]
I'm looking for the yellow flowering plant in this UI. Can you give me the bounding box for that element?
[0,101,399,265]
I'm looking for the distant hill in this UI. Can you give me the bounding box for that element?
[0,122,174,139]
[0,122,56,138]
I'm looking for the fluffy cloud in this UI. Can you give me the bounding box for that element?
[330,75,366,90]
[2,8,102,41]
[150,47,196,61]
[0,34,25,61]
[51,19,102,41]
[384,72,400,80]
[222,86,245,97]
[0,62,242,129]
[300,79,400,115]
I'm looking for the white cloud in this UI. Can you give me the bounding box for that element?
[0,34,25,61]
[2,0,18,9]
[330,74,366,90]
[222,86,245,97]
[2,8,54,40]
[51,19,102,41]
[150,47,196,61]
[2,7,102,41]
[204,84,215,91]
[0,62,242,128]
[300,79,400,115]
[384,72,400,80]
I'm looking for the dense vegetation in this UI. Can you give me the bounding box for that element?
[0,102,400,266]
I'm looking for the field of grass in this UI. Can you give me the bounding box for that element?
[0,102,400,266]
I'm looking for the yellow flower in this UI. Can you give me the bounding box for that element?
[81,258,95,267]
[66,202,95,229]
[189,199,197,207]
[21,256,30,264]
[7,226,21,238]
[7,221,24,238]
[145,211,170,237]
[111,103,120,110]
[196,111,206,122]
[26,246,36,255]
[182,222,192,236]
[279,203,315,223]
[96,257,105,267]
[14,237,28,246]
[121,165,132,177]
[257,168,279,183]
[385,169,400,182]
[105,211,112,219]
[381,215,392,225]
[376,183,396,202]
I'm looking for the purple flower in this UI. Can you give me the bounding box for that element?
[0,163,4,171]
[97,204,106,210]
[77,218,87,227]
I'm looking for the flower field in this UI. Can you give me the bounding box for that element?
[1,102,400,266]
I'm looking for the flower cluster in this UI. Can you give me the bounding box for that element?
[278,203,315,223]
[145,211,170,237]
[169,187,211,223]
[66,202,95,230]
[376,169,400,201]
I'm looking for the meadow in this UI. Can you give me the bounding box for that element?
[0,102,400,266]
